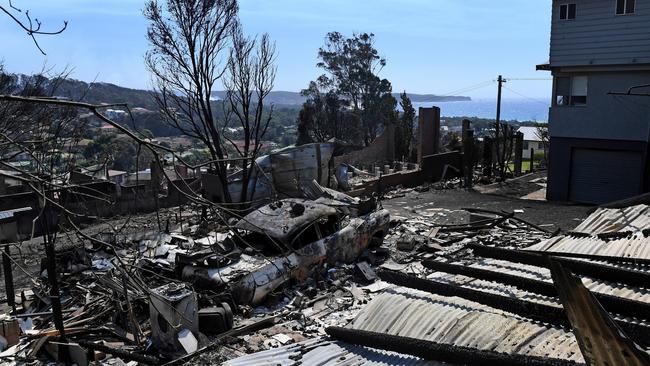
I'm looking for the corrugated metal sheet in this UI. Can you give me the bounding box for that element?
[426,271,561,307]
[425,264,650,329]
[526,234,650,261]
[224,337,446,366]
[549,260,650,366]
[572,205,650,234]
[349,287,584,363]
[469,258,650,303]
[227,143,336,202]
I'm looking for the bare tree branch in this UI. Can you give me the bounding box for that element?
[1,1,68,55]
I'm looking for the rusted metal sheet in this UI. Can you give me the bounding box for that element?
[549,260,650,366]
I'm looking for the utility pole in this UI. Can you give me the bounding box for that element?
[496,75,506,125]
[495,75,507,180]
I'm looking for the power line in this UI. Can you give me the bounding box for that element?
[439,80,494,97]
[504,77,552,81]
[436,77,551,98]
[502,85,550,105]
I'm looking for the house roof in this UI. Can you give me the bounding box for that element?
[517,126,543,142]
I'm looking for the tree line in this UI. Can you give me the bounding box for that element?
[296,32,416,161]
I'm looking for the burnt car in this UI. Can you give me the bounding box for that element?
[180,197,389,305]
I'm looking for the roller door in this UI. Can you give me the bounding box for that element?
[569,149,642,204]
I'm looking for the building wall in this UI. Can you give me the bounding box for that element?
[417,107,440,164]
[334,124,396,167]
[546,136,647,202]
[522,141,545,159]
[549,71,650,141]
[550,0,650,67]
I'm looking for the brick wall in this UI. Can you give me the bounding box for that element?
[334,124,395,167]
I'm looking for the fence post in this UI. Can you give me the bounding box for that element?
[529,148,535,173]
[463,129,474,189]
[2,245,15,312]
[462,119,471,139]
[482,136,493,179]
[514,132,523,176]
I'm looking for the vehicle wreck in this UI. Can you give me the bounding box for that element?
[179,197,389,305]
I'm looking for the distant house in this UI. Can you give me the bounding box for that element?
[98,124,116,133]
[517,127,545,159]
[539,0,650,204]
[126,168,152,184]
[231,140,266,152]
[80,166,127,185]
[107,170,127,185]
[104,109,128,120]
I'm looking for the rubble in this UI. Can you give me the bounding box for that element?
[221,202,650,365]
[0,185,394,364]
[3,175,650,365]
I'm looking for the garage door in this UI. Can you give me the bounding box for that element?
[569,149,643,204]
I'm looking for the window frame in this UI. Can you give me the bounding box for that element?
[616,0,635,15]
[570,76,588,106]
[559,3,577,20]
[554,75,588,107]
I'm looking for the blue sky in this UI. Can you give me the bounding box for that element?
[1,0,552,99]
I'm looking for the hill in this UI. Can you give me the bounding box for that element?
[211,90,470,105]
[22,75,470,108]
[52,79,160,110]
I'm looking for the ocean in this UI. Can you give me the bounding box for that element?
[412,98,551,123]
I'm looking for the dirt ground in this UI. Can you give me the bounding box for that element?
[381,187,593,232]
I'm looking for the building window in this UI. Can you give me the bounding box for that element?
[555,76,588,106]
[616,0,635,14]
[523,141,529,150]
[560,4,577,20]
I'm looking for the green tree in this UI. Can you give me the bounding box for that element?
[297,32,396,146]
[396,91,415,161]
[296,79,362,145]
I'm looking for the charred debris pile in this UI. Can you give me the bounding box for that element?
[222,204,650,366]
[3,182,650,364]
[0,181,393,364]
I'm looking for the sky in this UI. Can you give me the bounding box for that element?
[0,0,553,100]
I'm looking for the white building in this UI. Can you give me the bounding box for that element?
[517,126,545,159]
